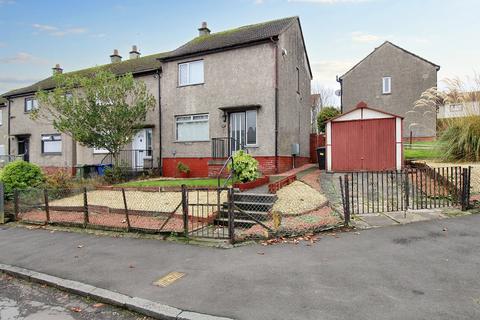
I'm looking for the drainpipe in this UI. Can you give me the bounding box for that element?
[157,67,163,175]
[7,98,11,155]
[271,37,279,174]
[336,75,343,113]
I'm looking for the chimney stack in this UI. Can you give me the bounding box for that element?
[52,63,63,75]
[129,45,141,59]
[110,49,122,63]
[198,21,210,36]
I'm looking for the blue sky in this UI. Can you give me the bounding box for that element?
[0,0,479,97]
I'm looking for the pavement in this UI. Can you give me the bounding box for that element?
[2,214,480,319]
[0,273,152,320]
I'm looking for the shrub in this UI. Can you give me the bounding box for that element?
[317,107,340,133]
[0,161,45,197]
[228,150,259,183]
[104,166,127,184]
[176,162,190,174]
[438,116,480,161]
[45,169,74,190]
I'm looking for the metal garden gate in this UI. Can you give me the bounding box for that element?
[339,166,472,224]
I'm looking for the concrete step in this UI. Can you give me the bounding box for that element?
[219,210,270,221]
[233,193,277,203]
[224,201,274,212]
[214,218,256,228]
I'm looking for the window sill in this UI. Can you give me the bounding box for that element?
[41,153,62,156]
[178,83,205,88]
[382,93,392,95]
[174,140,210,143]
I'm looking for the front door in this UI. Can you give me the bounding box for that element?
[18,137,30,162]
[132,130,146,169]
[229,112,246,154]
[131,129,152,169]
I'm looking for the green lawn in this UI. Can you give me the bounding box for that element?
[404,141,442,160]
[118,178,232,187]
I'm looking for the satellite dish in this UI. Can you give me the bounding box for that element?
[335,89,341,96]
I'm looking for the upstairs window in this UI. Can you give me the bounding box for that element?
[41,134,62,154]
[176,114,209,142]
[179,60,204,86]
[382,77,392,94]
[25,97,38,112]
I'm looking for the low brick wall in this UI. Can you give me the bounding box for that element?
[268,174,296,193]
[233,176,270,191]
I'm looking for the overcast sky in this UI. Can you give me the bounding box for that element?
[1,0,478,99]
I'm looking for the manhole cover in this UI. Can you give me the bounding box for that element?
[153,272,186,287]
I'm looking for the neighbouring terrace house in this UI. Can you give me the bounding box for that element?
[337,41,440,141]
[437,91,480,119]
[1,16,312,177]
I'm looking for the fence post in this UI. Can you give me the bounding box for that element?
[43,189,50,224]
[83,187,89,227]
[181,185,188,237]
[404,169,409,211]
[228,188,235,244]
[343,174,350,227]
[0,183,4,224]
[461,168,471,211]
[121,188,131,231]
[13,189,19,221]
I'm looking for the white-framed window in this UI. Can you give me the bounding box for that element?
[25,97,38,112]
[382,77,392,94]
[145,128,153,157]
[41,134,62,154]
[449,104,463,112]
[175,114,209,142]
[178,60,204,86]
[246,110,257,145]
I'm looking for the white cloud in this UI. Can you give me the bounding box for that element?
[311,59,354,89]
[288,0,372,3]
[32,23,87,37]
[0,0,15,6]
[0,52,48,65]
[351,31,381,43]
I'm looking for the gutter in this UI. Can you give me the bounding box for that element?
[271,36,279,174]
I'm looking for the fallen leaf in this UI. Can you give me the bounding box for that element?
[70,307,82,313]
[93,303,104,308]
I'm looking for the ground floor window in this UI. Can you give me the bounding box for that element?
[175,114,209,142]
[41,134,62,154]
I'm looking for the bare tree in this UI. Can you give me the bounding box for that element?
[311,84,335,133]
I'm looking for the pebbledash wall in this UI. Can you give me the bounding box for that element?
[160,21,311,178]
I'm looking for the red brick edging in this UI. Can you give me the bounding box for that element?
[268,174,296,193]
[233,176,270,191]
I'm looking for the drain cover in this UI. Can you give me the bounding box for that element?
[153,272,186,287]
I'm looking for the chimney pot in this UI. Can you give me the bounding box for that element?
[110,49,122,63]
[129,45,141,59]
[198,21,211,36]
[52,63,63,75]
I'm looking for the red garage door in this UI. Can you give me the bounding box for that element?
[332,118,396,171]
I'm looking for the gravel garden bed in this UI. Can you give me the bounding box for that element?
[271,181,328,215]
